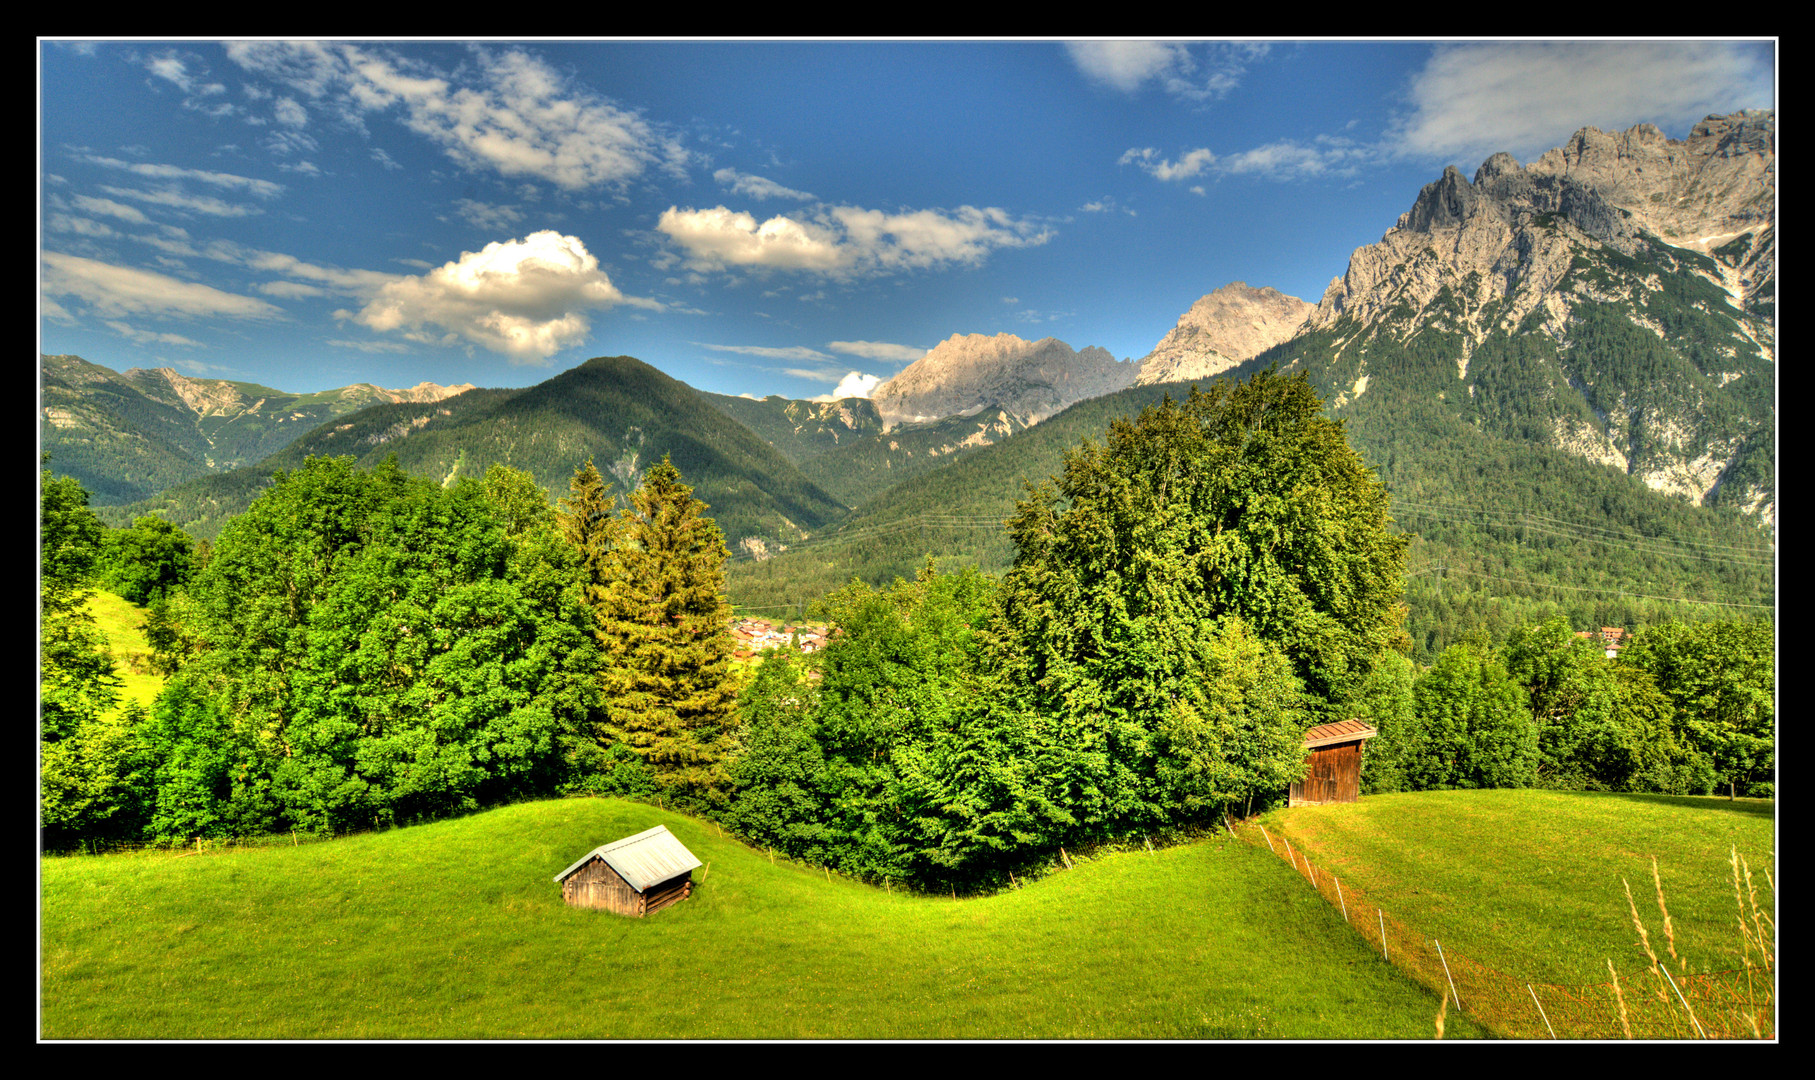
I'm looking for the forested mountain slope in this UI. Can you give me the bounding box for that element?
[40,353,472,505]
[101,356,849,549]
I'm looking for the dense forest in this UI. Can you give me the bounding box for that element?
[41,371,1774,887]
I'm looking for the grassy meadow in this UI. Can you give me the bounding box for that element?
[1256,790,1775,1038]
[82,589,163,716]
[41,797,1482,1040]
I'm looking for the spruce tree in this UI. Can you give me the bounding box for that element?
[556,457,616,593]
[592,455,738,807]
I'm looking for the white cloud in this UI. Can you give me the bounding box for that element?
[713,168,815,202]
[46,213,119,238]
[41,251,285,321]
[657,203,1051,278]
[104,320,206,347]
[257,280,329,299]
[1123,135,1373,185]
[451,198,526,232]
[1390,41,1775,165]
[328,337,414,354]
[1067,40,1269,101]
[1119,146,1216,182]
[273,96,308,127]
[1067,41,1186,93]
[820,371,883,400]
[827,340,926,364]
[145,52,227,100]
[341,230,652,362]
[98,185,265,218]
[81,156,285,199]
[698,342,835,362]
[69,196,152,224]
[226,42,690,191]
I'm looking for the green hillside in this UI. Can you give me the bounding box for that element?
[701,391,1032,510]
[40,354,475,506]
[100,357,850,548]
[725,368,1773,658]
[40,797,1479,1040]
[1258,789,1774,1039]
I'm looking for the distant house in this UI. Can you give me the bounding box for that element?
[1288,720,1379,807]
[554,825,703,917]
[1576,626,1629,659]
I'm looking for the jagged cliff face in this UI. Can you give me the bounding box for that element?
[870,332,1136,430]
[1298,111,1774,526]
[1135,282,1313,386]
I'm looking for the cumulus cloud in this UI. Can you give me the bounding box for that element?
[1066,40,1269,101]
[827,340,927,364]
[226,42,690,191]
[713,168,815,202]
[41,251,285,321]
[657,203,1051,278]
[340,230,652,362]
[1389,41,1774,165]
[822,371,882,400]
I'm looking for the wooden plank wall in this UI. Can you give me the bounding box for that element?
[642,873,693,916]
[562,857,642,916]
[561,860,694,918]
[1289,742,1364,806]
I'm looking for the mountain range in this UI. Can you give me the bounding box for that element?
[43,112,1774,655]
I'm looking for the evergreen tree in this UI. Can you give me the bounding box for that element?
[593,455,739,808]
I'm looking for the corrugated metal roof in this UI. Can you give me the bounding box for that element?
[1303,719,1379,749]
[552,825,703,892]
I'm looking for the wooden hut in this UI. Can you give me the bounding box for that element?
[1288,719,1379,807]
[553,825,703,917]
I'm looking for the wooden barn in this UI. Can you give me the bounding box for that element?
[553,825,703,917]
[1288,719,1379,807]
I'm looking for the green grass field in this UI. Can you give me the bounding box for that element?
[1257,790,1775,1038]
[41,797,1480,1040]
[81,589,163,716]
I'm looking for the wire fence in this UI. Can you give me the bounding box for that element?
[1241,821,1775,1040]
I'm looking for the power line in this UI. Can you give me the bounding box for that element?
[1420,565,1775,610]
[1390,499,1775,562]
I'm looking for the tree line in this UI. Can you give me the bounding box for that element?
[41,371,1775,888]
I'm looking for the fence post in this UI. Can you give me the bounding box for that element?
[1379,909,1388,961]
[1435,939,1461,1009]
[1335,875,1348,922]
[1658,963,1707,1039]
[1527,984,1557,1039]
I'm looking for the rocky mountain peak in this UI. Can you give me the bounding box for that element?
[1403,165,1483,232]
[1296,111,1774,525]
[870,332,1135,429]
[1135,282,1313,387]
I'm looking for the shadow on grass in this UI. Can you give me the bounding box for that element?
[1541,789,1775,820]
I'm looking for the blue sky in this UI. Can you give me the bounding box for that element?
[39,39,1775,401]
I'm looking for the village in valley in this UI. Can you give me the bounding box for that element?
[730,616,830,662]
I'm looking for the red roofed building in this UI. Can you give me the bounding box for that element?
[1288,719,1379,807]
